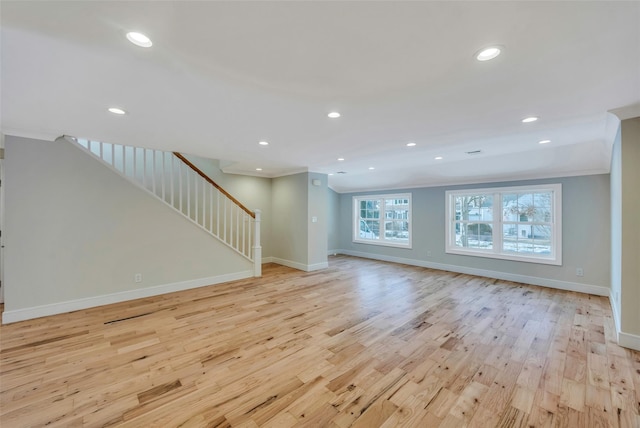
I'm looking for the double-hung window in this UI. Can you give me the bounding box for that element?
[353,193,412,248]
[445,184,561,265]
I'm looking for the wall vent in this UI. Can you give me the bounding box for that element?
[465,150,482,155]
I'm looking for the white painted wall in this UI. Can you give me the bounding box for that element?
[3,136,253,321]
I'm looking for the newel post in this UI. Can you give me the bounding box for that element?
[253,209,262,277]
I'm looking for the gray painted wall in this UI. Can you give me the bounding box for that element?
[4,136,252,312]
[185,156,329,269]
[272,173,309,266]
[5,133,625,334]
[327,187,340,252]
[270,172,328,269]
[183,154,273,259]
[613,117,640,338]
[610,126,623,328]
[308,172,328,267]
[336,174,611,290]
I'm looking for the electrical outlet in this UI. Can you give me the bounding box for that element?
[576,268,584,277]
[134,273,143,283]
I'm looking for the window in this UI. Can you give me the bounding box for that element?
[445,184,561,265]
[353,193,412,248]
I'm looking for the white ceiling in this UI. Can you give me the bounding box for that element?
[2,1,639,193]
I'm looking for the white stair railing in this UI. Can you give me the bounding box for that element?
[66,137,261,276]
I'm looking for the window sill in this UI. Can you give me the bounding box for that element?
[353,239,412,250]
[445,248,561,265]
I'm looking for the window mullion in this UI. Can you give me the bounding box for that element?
[380,199,385,243]
[493,192,501,254]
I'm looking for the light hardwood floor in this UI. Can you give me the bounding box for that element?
[1,256,639,427]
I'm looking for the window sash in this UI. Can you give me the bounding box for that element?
[446,184,561,265]
[353,193,412,248]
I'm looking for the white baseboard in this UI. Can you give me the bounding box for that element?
[610,290,622,335]
[618,331,640,351]
[262,256,275,264]
[334,249,610,297]
[2,270,253,324]
[307,262,329,272]
[609,290,640,351]
[270,257,308,271]
[270,257,328,272]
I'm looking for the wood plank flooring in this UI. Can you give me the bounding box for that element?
[1,255,639,427]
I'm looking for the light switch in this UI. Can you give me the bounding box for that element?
[312,216,318,223]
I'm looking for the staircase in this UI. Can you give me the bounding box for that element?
[65,136,262,276]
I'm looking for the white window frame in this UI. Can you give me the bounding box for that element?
[353,193,412,249]
[445,184,562,265]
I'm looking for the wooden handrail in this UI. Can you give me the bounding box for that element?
[173,152,255,218]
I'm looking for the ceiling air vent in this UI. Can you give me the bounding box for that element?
[465,150,482,155]
[336,171,347,174]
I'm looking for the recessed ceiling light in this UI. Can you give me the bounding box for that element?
[258,141,269,146]
[522,116,538,123]
[539,140,551,144]
[406,142,416,147]
[368,167,375,170]
[476,46,501,61]
[435,156,443,160]
[328,173,334,176]
[256,168,262,171]
[126,32,152,48]
[328,112,341,118]
[108,107,126,115]
[337,157,345,161]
